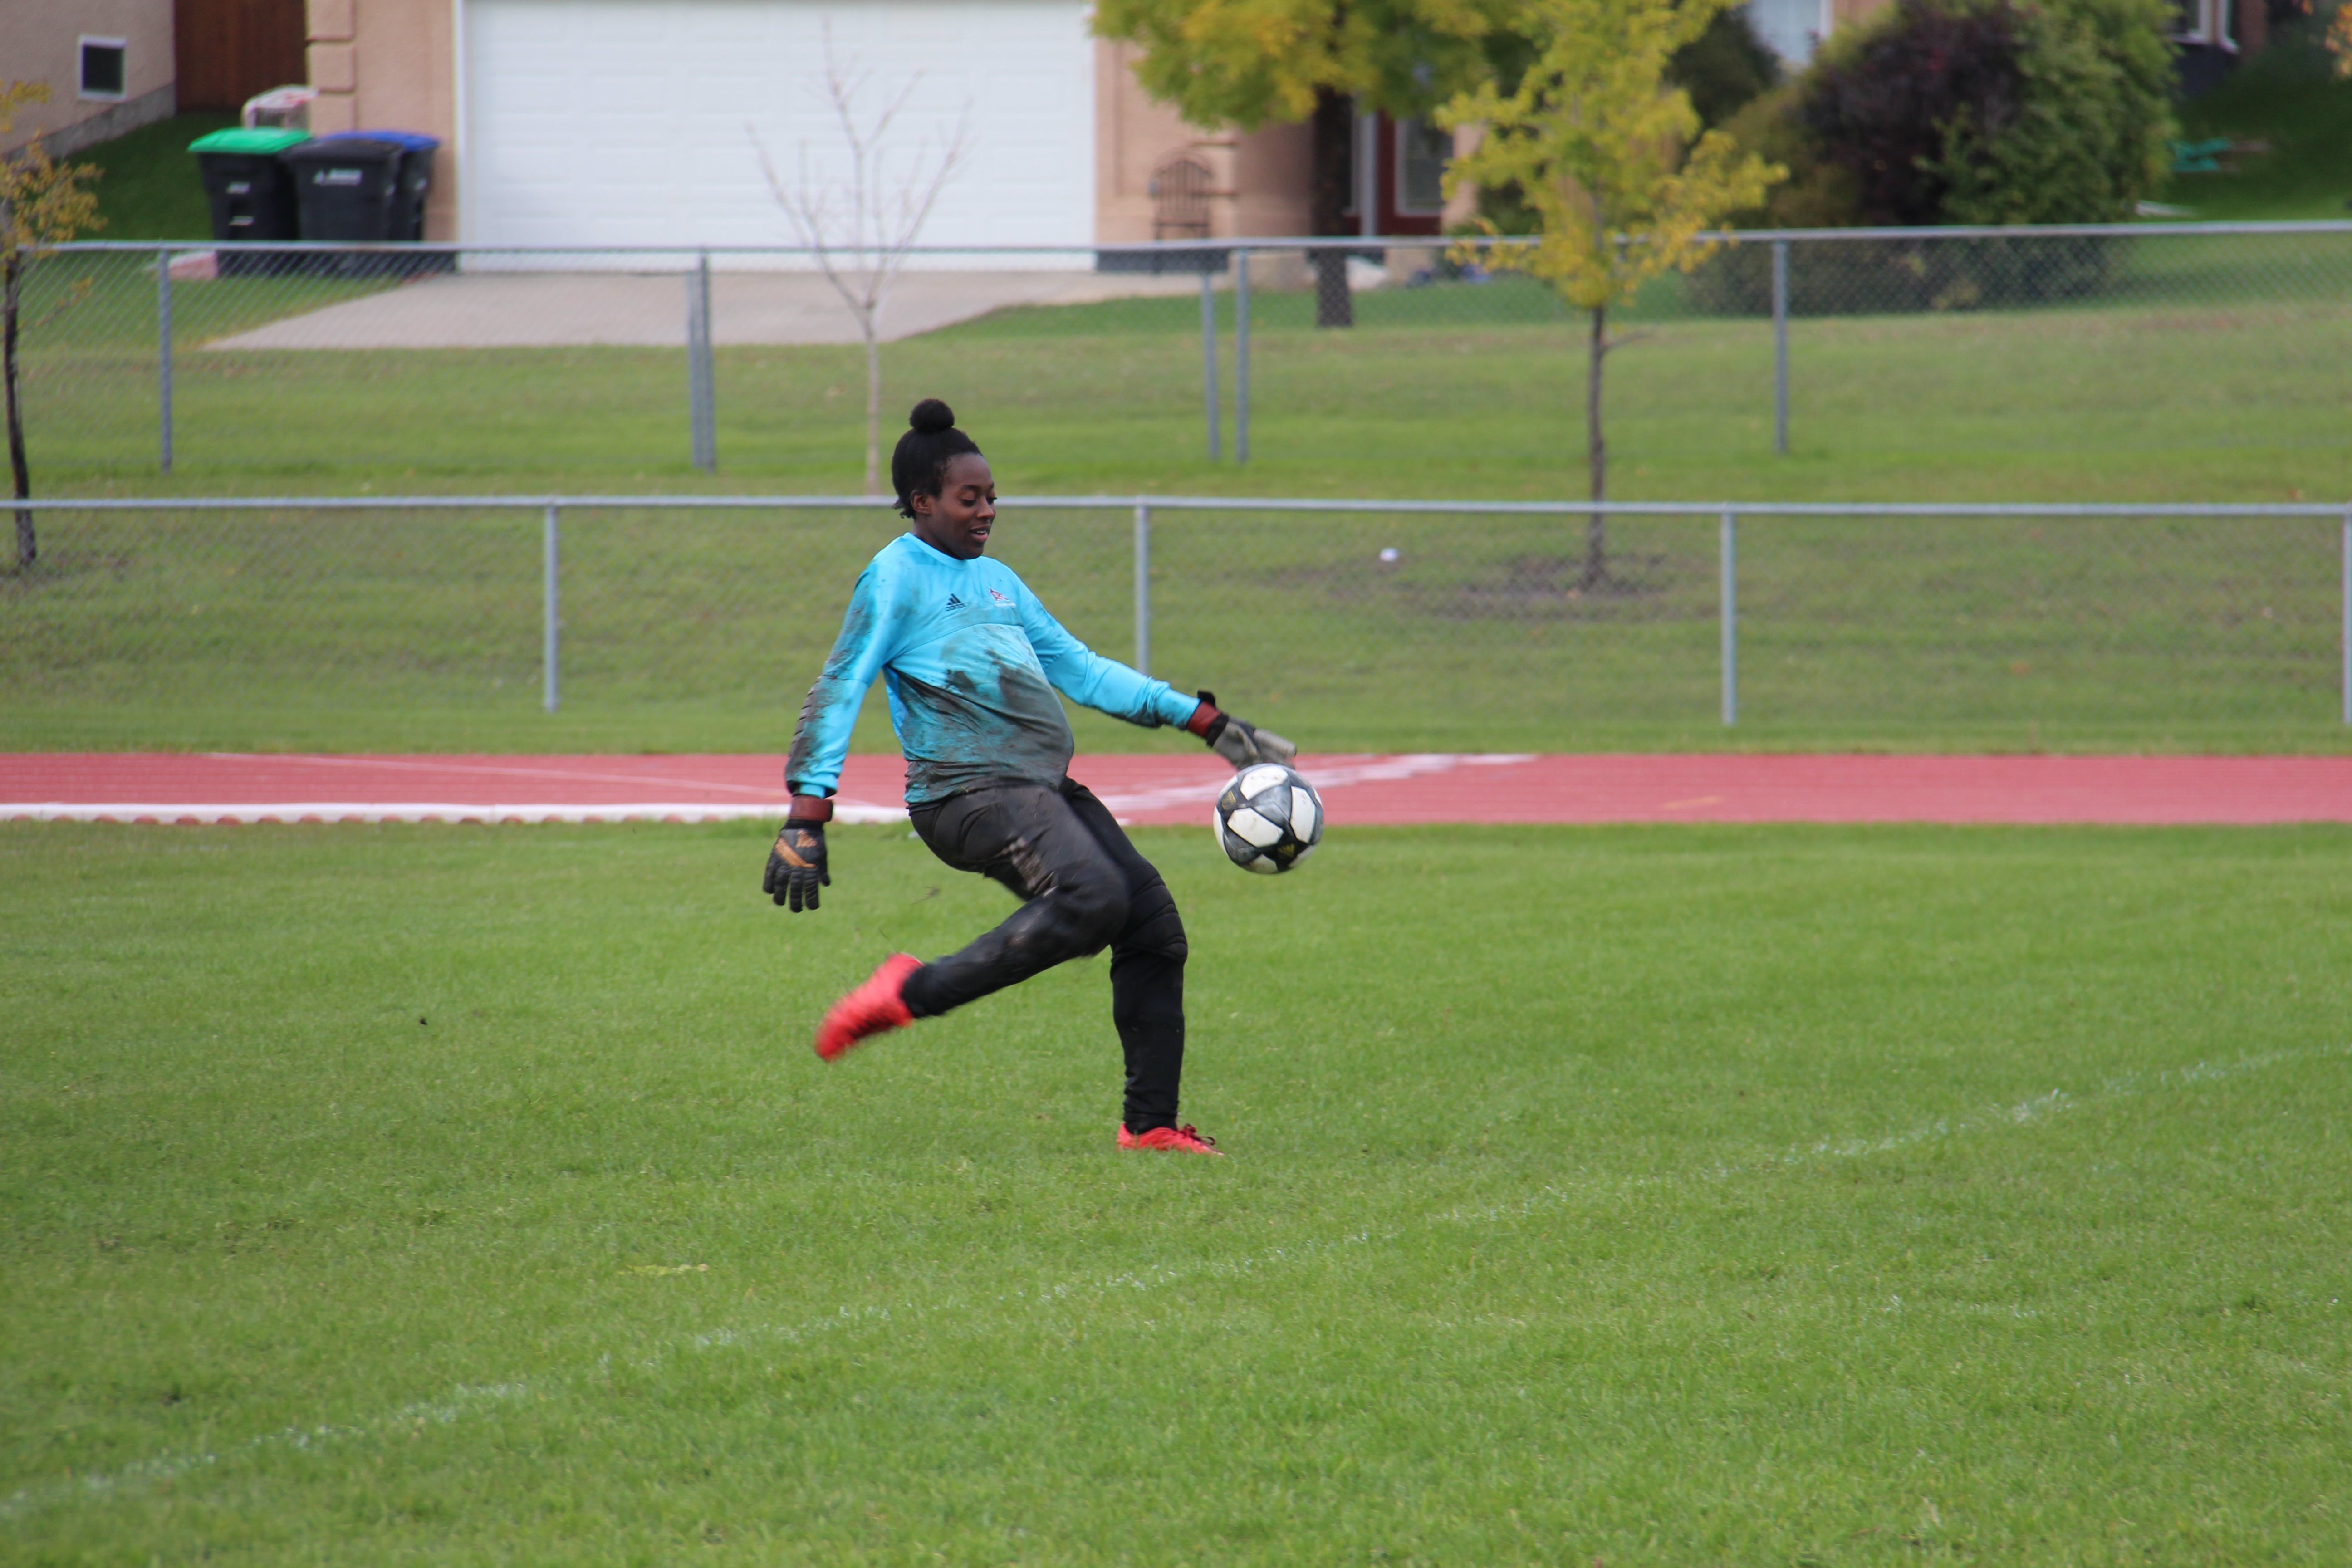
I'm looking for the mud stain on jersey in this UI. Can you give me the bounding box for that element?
[894,641,1073,803]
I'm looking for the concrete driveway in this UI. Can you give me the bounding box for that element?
[206,268,1210,350]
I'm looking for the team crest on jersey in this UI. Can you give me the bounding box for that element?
[988,588,1014,606]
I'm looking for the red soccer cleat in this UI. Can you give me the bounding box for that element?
[1117,1123,1223,1156]
[814,953,922,1062]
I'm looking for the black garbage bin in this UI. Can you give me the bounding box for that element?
[189,127,309,276]
[284,137,407,274]
[320,131,440,240]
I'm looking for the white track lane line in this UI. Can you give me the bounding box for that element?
[2,802,908,825]
[7,755,1538,826]
[202,752,801,799]
[1091,752,1536,817]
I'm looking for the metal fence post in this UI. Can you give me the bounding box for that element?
[543,503,561,713]
[1133,501,1152,677]
[1720,508,1738,726]
[1199,268,1221,461]
[687,252,716,473]
[2342,508,2351,727]
[1234,248,1251,465]
[1771,241,1789,458]
[157,245,174,475]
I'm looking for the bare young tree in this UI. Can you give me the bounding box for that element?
[2,82,103,571]
[753,36,970,494]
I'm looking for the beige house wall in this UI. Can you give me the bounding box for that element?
[305,0,458,238]
[0,0,177,156]
[1093,38,1311,245]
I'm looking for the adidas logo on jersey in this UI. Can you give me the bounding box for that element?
[944,593,965,609]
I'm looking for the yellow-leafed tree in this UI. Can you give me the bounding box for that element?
[3,82,104,570]
[1441,0,1779,586]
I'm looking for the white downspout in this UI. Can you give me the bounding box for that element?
[450,0,471,247]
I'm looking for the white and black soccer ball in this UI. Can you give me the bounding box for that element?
[1214,764,1323,875]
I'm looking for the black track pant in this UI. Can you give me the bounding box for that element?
[902,778,1188,1133]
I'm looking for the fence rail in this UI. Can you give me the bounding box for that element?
[16,223,2352,482]
[6,495,2348,753]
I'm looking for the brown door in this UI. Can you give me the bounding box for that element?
[175,0,308,112]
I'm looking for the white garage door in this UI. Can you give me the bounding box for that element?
[463,0,1096,254]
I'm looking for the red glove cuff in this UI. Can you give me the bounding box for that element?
[1185,699,1224,739]
[786,794,833,823]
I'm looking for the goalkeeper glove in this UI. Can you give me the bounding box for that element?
[764,796,833,912]
[1187,691,1297,769]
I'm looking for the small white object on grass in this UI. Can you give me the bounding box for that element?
[1378,547,1400,563]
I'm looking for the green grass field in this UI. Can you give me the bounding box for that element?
[5,821,2349,1563]
[16,227,2352,504]
[4,502,2341,755]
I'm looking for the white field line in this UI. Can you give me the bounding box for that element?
[0,1229,1381,1524]
[9,1039,2332,1523]
[0,1382,536,1522]
[1430,1041,2352,1226]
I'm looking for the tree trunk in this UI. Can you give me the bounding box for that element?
[1583,302,1607,588]
[1308,88,1355,329]
[862,323,882,496]
[4,252,32,571]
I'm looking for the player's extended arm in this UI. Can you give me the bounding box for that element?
[768,566,895,912]
[1019,594,1294,767]
[1185,691,1297,769]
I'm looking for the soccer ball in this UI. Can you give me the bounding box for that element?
[1214,764,1323,875]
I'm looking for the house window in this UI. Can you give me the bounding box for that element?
[79,37,128,100]
[1396,119,1450,215]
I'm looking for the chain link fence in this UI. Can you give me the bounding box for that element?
[4,496,2343,755]
[10,224,2350,483]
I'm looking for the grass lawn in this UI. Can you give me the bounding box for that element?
[2162,31,2352,222]
[15,227,2352,505]
[4,821,2349,1563]
[4,502,2341,755]
[69,112,243,242]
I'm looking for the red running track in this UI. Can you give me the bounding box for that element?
[2,751,2347,825]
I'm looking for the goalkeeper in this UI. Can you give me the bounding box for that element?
[766,399,1294,1156]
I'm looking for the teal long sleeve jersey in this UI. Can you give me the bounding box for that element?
[786,532,1203,805]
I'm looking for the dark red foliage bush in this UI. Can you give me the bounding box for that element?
[1801,0,2031,226]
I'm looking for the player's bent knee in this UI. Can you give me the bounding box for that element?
[1119,895,1188,967]
[1052,880,1131,955]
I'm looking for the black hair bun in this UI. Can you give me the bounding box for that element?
[908,398,956,435]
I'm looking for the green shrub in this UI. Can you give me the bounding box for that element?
[1690,0,2172,315]
[1668,7,1783,129]
[1726,0,2174,227]
[1685,228,2119,314]
[1922,0,2176,225]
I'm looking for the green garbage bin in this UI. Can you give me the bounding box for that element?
[189,126,309,276]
